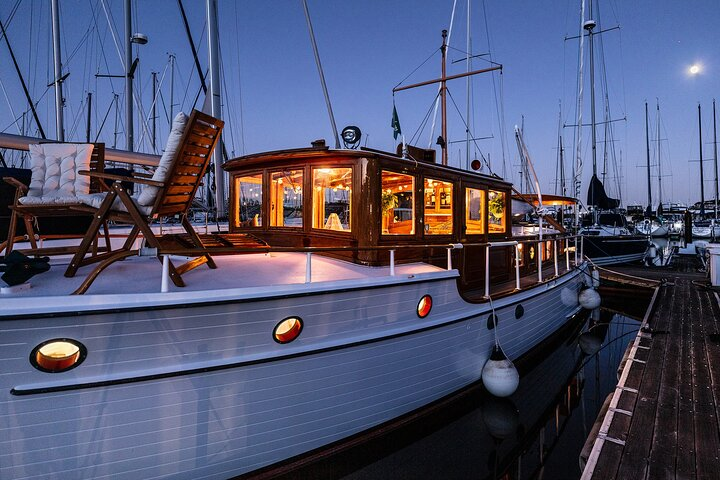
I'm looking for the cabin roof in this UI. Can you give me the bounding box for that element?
[224,145,511,187]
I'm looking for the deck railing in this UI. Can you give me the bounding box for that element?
[157,234,584,295]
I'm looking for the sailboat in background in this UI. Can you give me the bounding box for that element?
[691,101,720,239]
[635,101,668,237]
[572,0,648,265]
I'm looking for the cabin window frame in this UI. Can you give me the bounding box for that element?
[268,168,305,230]
[463,184,488,237]
[487,188,509,236]
[380,169,417,237]
[232,170,266,229]
[421,175,455,237]
[310,165,354,234]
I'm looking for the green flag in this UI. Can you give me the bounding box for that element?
[391,105,401,140]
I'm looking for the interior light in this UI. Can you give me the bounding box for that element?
[417,295,433,318]
[274,317,303,344]
[31,339,86,373]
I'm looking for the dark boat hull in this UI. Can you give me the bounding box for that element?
[582,235,648,266]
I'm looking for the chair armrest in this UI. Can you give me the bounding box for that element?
[2,177,28,194]
[78,170,165,187]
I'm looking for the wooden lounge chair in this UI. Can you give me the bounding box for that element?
[66,110,224,292]
[1,143,108,256]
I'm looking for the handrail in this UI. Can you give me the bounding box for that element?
[153,234,584,295]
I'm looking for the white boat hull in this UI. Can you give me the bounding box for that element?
[0,267,586,479]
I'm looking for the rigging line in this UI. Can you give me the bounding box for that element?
[0,0,22,32]
[393,47,441,90]
[90,0,119,96]
[232,0,245,155]
[94,92,116,142]
[446,88,491,172]
[428,0,458,149]
[408,90,442,146]
[219,55,238,157]
[0,76,22,134]
[482,0,506,178]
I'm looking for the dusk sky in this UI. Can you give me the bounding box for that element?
[1,0,718,207]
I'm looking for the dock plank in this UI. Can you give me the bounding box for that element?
[584,254,720,480]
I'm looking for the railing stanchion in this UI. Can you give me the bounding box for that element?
[484,244,491,298]
[514,243,521,291]
[305,252,312,283]
[446,247,452,270]
[574,237,578,265]
[580,235,584,261]
[390,249,396,276]
[161,255,170,293]
[566,238,570,271]
[537,241,543,283]
[553,239,559,277]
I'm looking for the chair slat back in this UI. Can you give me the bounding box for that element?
[152,110,224,217]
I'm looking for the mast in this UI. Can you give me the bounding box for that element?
[699,103,705,216]
[302,0,340,150]
[585,0,597,179]
[714,99,718,220]
[206,0,225,217]
[657,101,662,208]
[124,0,133,151]
[51,0,65,141]
[441,29,448,165]
[465,0,471,168]
[645,102,651,212]
[151,72,157,151]
[85,92,92,142]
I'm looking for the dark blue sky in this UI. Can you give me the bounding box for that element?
[1,0,718,206]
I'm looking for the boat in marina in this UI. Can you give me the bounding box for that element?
[0,128,590,478]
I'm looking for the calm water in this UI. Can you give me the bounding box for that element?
[276,297,651,480]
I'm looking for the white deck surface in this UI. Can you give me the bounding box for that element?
[2,249,446,298]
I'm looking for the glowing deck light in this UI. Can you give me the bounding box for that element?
[417,295,433,318]
[274,317,303,344]
[31,339,86,373]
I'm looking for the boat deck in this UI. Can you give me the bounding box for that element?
[582,254,720,479]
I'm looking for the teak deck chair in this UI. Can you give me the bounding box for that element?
[1,143,108,256]
[66,110,224,291]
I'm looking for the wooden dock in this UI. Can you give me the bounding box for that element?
[582,255,720,479]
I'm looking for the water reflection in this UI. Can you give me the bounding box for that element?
[272,309,642,480]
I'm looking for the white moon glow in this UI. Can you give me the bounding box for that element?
[689,64,701,75]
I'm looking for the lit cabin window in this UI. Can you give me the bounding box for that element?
[465,188,486,235]
[273,317,303,344]
[424,178,453,235]
[312,168,352,231]
[235,174,263,227]
[31,339,86,373]
[270,170,303,228]
[488,190,506,234]
[381,171,415,235]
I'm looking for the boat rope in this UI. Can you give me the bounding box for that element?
[445,89,491,172]
[427,0,458,149]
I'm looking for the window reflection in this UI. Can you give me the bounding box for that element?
[235,174,263,227]
[270,170,303,228]
[488,190,506,233]
[313,167,352,231]
[381,171,415,235]
[465,188,486,234]
[424,178,453,235]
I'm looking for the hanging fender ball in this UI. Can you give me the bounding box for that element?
[482,345,520,398]
[578,287,601,310]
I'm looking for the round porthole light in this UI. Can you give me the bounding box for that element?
[417,295,433,318]
[273,317,303,344]
[31,339,86,373]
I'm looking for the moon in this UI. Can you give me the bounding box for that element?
[689,64,701,75]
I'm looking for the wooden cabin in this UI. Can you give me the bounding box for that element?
[224,141,557,297]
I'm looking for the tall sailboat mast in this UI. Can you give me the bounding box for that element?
[585,0,597,179]
[699,103,705,215]
[714,99,718,219]
[657,101,662,208]
[207,0,225,218]
[51,0,65,141]
[124,0,133,151]
[645,102,652,213]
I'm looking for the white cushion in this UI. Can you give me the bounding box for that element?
[18,195,83,205]
[136,112,189,206]
[25,143,93,200]
[78,192,153,216]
